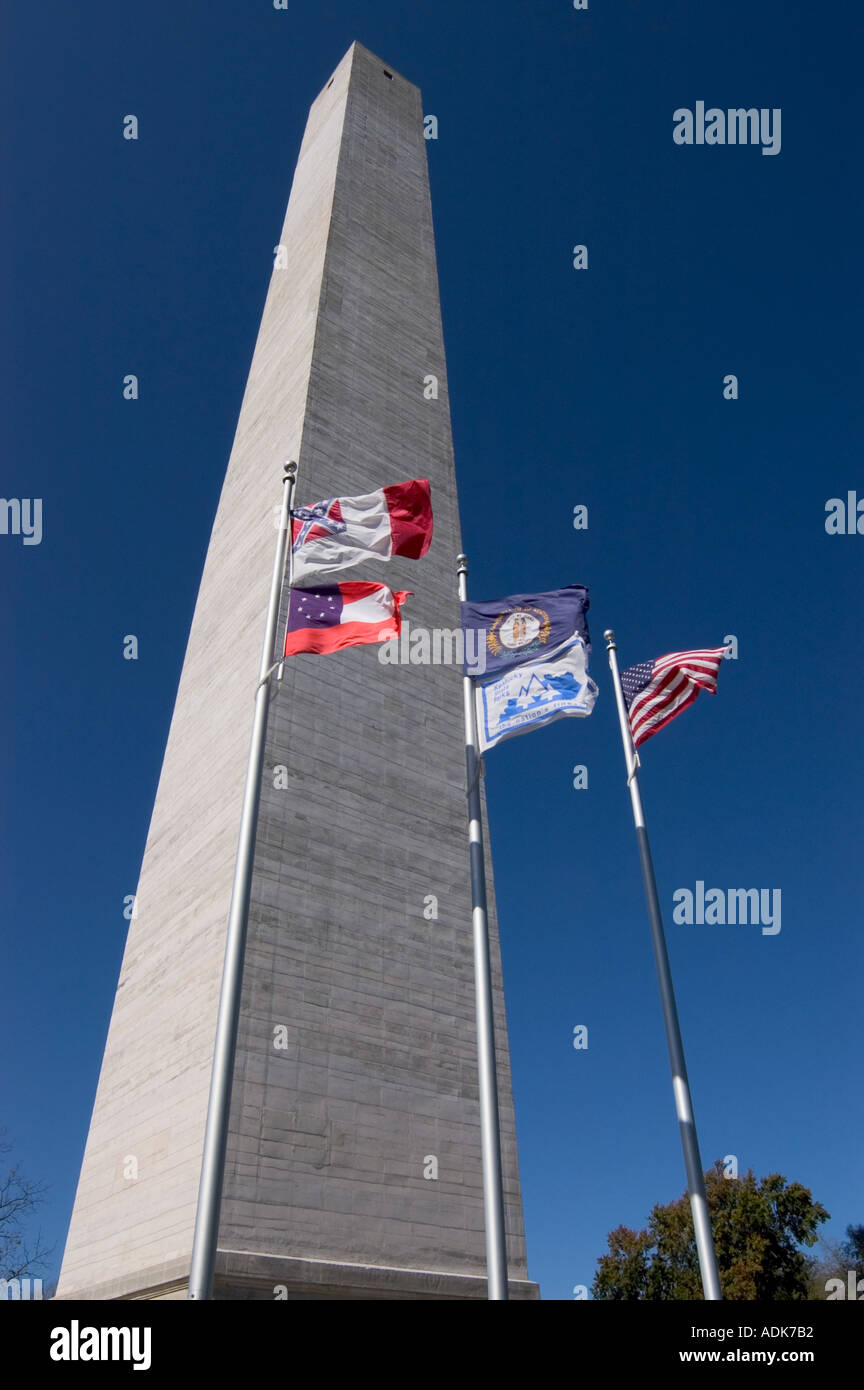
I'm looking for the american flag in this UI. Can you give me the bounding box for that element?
[621,647,729,749]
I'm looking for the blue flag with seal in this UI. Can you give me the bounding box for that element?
[474,635,597,752]
[460,585,590,677]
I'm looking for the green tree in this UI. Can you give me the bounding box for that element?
[593,1161,829,1300]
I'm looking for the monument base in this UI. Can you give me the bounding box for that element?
[54,1251,540,1301]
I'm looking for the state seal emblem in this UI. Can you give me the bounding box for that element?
[487,606,551,661]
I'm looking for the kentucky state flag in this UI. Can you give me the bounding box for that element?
[290,478,433,585]
[474,635,597,752]
[284,582,409,657]
[461,585,591,677]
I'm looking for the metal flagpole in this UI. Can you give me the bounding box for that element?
[603,628,723,1302]
[188,459,297,1301]
[456,553,509,1301]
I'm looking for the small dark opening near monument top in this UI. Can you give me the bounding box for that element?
[383,70,393,79]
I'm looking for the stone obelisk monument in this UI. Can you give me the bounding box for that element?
[57,41,537,1300]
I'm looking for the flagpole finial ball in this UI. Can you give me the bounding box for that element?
[284,460,298,478]
[456,553,468,571]
[603,629,616,647]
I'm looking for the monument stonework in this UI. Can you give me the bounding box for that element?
[57,41,537,1301]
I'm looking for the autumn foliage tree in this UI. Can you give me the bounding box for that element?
[592,1161,829,1300]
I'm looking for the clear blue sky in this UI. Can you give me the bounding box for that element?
[3,0,861,1301]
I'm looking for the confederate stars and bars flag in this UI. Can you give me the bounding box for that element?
[620,646,730,749]
[283,478,432,658]
[284,582,410,657]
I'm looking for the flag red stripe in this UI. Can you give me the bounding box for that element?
[631,677,693,743]
[629,670,689,742]
[654,646,728,668]
[284,615,401,657]
[632,685,701,747]
[384,478,433,559]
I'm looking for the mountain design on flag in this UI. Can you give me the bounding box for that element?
[500,669,583,718]
[474,635,597,751]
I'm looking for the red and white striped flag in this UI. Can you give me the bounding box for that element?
[290,478,433,585]
[620,646,729,749]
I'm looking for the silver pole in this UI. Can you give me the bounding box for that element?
[457,553,509,1301]
[188,460,297,1300]
[603,628,723,1302]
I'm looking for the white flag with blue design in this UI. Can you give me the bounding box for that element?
[474,635,597,752]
